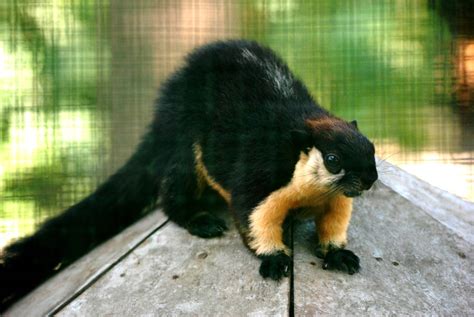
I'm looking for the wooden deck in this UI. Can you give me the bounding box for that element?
[6,162,474,316]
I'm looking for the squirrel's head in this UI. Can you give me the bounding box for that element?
[293,117,378,198]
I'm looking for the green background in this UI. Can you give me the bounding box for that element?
[1,0,473,248]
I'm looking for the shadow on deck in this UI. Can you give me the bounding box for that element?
[6,162,474,316]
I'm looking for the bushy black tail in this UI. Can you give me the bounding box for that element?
[0,130,167,311]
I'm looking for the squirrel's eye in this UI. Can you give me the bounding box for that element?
[324,153,341,174]
[325,154,339,163]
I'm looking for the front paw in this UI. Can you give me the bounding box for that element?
[259,251,291,280]
[323,249,360,275]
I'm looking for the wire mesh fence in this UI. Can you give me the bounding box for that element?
[1,0,473,247]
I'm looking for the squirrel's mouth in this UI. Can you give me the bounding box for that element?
[343,190,362,197]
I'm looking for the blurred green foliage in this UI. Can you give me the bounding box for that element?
[0,0,471,247]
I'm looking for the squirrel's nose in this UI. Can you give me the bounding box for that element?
[362,170,378,190]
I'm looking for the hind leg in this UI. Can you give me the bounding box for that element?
[160,155,227,238]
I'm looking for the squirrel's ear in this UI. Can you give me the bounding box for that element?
[291,129,312,152]
[350,120,358,130]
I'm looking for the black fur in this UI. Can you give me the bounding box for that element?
[186,212,228,238]
[259,251,291,280]
[323,248,360,275]
[0,40,377,310]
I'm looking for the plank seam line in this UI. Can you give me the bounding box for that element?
[48,218,170,316]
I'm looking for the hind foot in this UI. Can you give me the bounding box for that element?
[186,212,228,238]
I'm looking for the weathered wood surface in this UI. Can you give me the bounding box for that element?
[5,161,474,316]
[6,211,168,316]
[57,219,289,316]
[377,159,474,244]
[293,182,473,316]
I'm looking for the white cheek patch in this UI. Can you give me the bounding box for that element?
[295,147,345,188]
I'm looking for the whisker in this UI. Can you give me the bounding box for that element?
[293,172,317,179]
[376,151,400,166]
[315,184,343,201]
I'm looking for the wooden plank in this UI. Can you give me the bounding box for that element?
[377,159,474,243]
[6,210,168,316]
[293,182,473,316]
[57,218,290,316]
